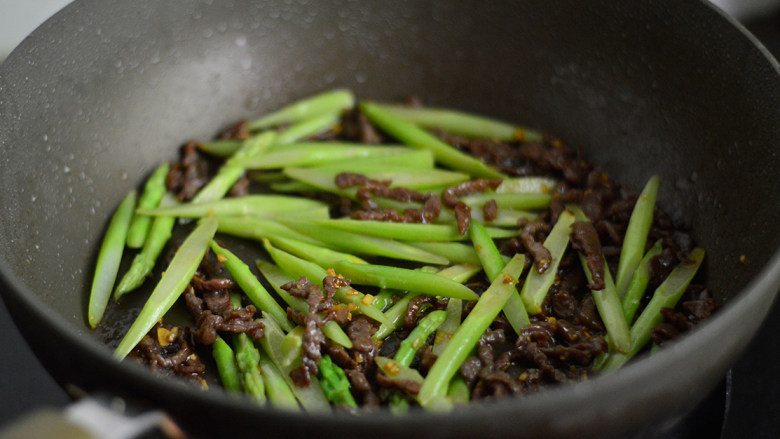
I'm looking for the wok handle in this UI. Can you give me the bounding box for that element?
[0,398,185,439]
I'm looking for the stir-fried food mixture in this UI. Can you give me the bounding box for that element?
[89,89,717,412]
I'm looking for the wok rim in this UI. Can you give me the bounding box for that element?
[0,0,778,435]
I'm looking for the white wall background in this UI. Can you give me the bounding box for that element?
[0,0,73,60]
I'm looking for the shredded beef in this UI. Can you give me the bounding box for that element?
[375,373,421,395]
[217,120,251,140]
[453,202,472,235]
[336,172,442,224]
[483,199,499,222]
[341,108,384,144]
[570,221,606,290]
[166,141,210,202]
[129,324,206,386]
[502,316,608,386]
[184,278,265,346]
[404,296,448,330]
[441,179,502,207]
[281,275,359,387]
[228,176,250,198]
[519,220,552,274]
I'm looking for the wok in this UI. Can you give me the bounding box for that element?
[0,0,778,438]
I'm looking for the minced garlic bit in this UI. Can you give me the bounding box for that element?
[361,294,375,306]
[739,254,747,264]
[157,326,180,347]
[383,360,401,376]
[346,288,360,297]
[216,254,227,263]
[434,331,451,345]
[518,372,528,381]
[327,268,337,276]
[502,274,514,284]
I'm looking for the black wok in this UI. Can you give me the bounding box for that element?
[0,0,778,438]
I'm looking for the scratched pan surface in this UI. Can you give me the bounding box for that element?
[0,1,778,438]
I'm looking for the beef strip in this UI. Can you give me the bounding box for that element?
[570,221,606,290]
[129,324,206,386]
[166,141,210,202]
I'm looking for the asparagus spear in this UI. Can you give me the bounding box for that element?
[114,193,177,299]
[126,163,169,248]
[216,216,324,246]
[212,336,241,394]
[258,314,330,411]
[114,217,218,359]
[330,260,480,301]
[385,310,447,412]
[198,139,242,158]
[393,310,447,366]
[256,347,300,409]
[192,131,277,204]
[89,190,137,328]
[470,222,530,332]
[318,355,358,408]
[367,103,544,143]
[568,206,631,353]
[372,264,481,341]
[233,333,266,403]
[308,149,435,171]
[460,192,551,211]
[286,166,470,192]
[371,288,398,312]
[614,175,660,299]
[304,218,517,242]
[408,242,481,265]
[360,102,505,179]
[248,89,355,131]
[418,254,526,407]
[232,143,412,170]
[601,248,705,370]
[269,236,368,266]
[274,112,341,145]
[447,376,470,405]
[431,296,462,357]
[519,209,576,314]
[276,219,449,265]
[622,240,664,323]
[138,194,328,219]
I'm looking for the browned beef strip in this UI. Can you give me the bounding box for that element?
[519,221,552,274]
[342,108,384,144]
[570,221,606,290]
[454,202,472,235]
[483,199,499,222]
[166,141,210,202]
[441,179,503,208]
[129,324,206,385]
[281,275,359,386]
[375,372,421,395]
[217,120,250,140]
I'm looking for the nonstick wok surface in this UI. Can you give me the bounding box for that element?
[0,1,778,438]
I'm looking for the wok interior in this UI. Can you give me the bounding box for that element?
[0,0,778,436]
